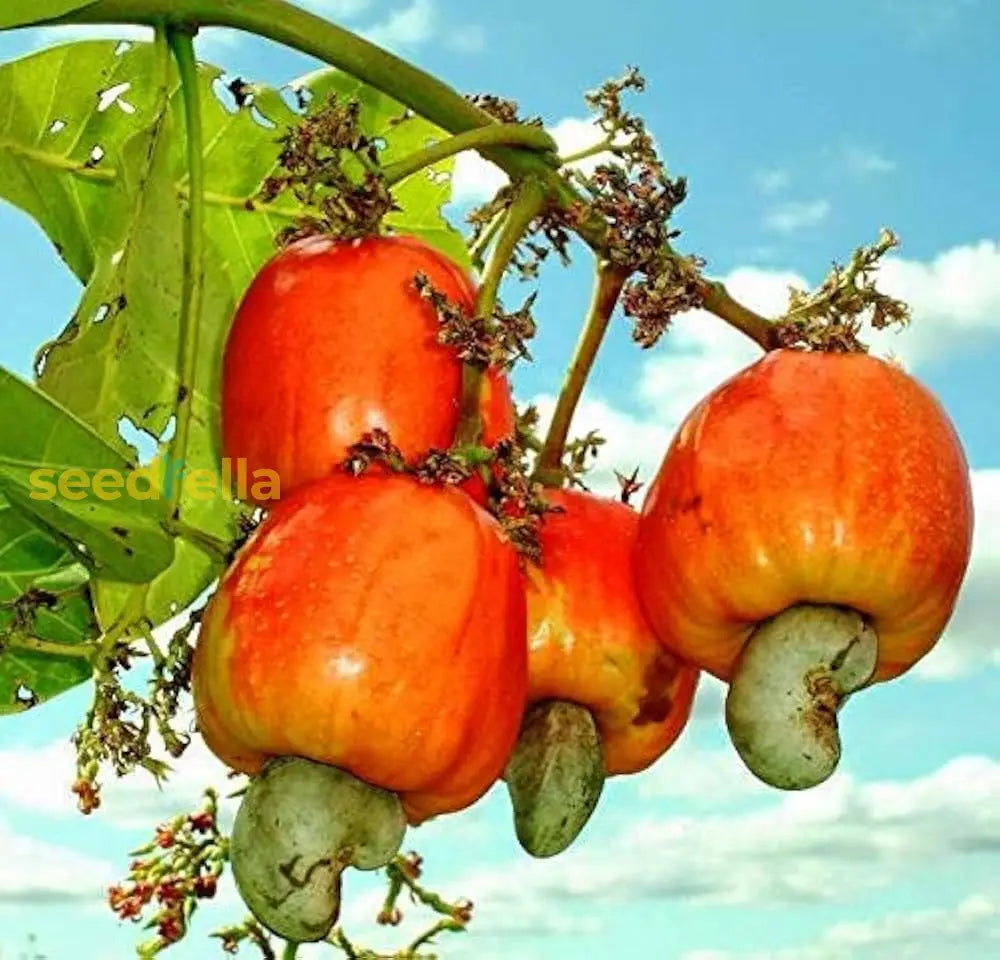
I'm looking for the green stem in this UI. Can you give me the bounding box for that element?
[281,942,299,960]
[467,208,506,271]
[382,123,558,186]
[453,178,549,449]
[35,0,777,349]
[533,261,629,486]
[2,634,97,661]
[407,918,463,953]
[165,24,206,527]
[136,620,166,668]
[327,930,359,959]
[558,138,614,167]
[701,279,780,350]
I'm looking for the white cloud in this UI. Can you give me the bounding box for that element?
[637,266,801,421]
[528,393,672,500]
[446,23,486,53]
[754,168,791,195]
[527,266,802,497]
[838,144,896,176]
[426,754,1000,953]
[450,150,509,206]
[548,115,640,176]
[764,198,832,233]
[306,0,486,59]
[361,0,435,52]
[0,699,242,831]
[0,817,115,904]
[866,240,1000,366]
[33,23,154,46]
[637,734,770,805]
[683,891,1000,959]
[913,469,1000,679]
[298,0,375,15]
[31,21,247,65]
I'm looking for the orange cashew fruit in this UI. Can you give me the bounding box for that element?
[505,488,700,857]
[635,349,974,790]
[192,470,528,940]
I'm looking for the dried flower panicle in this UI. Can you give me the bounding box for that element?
[338,423,554,563]
[774,228,910,352]
[412,448,475,487]
[211,918,277,957]
[355,851,475,956]
[514,403,542,447]
[464,93,543,128]
[582,65,655,168]
[485,438,564,562]
[258,92,397,243]
[623,248,707,348]
[554,68,707,347]
[414,272,537,370]
[465,183,568,284]
[71,612,200,815]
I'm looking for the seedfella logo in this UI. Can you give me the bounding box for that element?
[29,456,280,503]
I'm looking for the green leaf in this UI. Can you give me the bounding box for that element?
[93,538,215,632]
[0,495,96,714]
[92,453,220,632]
[0,39,170,283]
[0,368,175,582]
[0,1,99,30]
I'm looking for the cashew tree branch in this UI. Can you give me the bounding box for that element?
[26,0,777,348]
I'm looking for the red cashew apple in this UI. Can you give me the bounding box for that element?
[191,470,528,940]
[505,488,700,857]
[221,234,515,504]
[635,349,974,790]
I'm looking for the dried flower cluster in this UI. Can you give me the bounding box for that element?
[484,437,564,562]
[570,68,706,347]
[259,92,397,243]
[773,228,911,352]
[464,93,543,127]
[71,612,199,814]
[414,272,536,370]
[340,426,558,563]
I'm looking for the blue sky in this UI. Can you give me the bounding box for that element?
[1,0,999,957]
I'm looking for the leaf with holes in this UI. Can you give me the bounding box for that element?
[0,1,100,30]
[0,492,97,714]
[0,368,175,582]
[26,41,246,631]
[1,39,470,633]
[0,39,170,284]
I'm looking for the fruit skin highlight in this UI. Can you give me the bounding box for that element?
[221,234,515,504]
[635,348,974,686]
[525,488,700,774]
[191,469,529,825]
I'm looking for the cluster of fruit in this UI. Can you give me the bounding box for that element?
[191,231,973,943]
